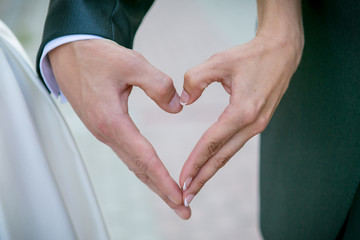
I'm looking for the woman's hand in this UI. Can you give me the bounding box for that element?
[179,0,304,206]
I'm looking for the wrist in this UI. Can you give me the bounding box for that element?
[256,23,304,70]
[256,0,304,66]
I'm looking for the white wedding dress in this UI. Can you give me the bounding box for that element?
[0,20,109,240]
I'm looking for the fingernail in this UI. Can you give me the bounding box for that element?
[182,177,192,191]
[184,194,195,207]
[180,90,190,105]
[169,93,182,112]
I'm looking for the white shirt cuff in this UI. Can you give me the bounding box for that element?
[39,34,104,103]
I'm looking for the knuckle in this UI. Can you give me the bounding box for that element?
[88,114,117,144]
[185,69,209,92]
[155,76,173,98]
[184,70,198,89]
[196,179,207,189]
[214,155,231,169]
[92,129,107,144]
[134,172,151,185]
[239,100,265,126]
[184,69,194,81]
[254,113,270,134]
[93,119,109,137]
[133,152,159,175]
[192,162,203,173]
[228,98,267,127]
[134,159,148,173]
[242,107,259,125]
[207,141,222,156]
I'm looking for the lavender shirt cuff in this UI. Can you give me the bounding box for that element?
[39,34,103,103]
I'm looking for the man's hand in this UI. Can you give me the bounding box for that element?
[49,39,191,219]
[179,0,304,207]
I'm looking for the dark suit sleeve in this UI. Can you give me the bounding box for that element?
[36,0,154,81]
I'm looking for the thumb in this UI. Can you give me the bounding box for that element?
[132,60,182,114]
[181,57,225,106]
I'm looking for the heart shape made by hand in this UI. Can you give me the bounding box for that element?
[49,32,302,220]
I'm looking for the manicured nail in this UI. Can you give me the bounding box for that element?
[184,194,195,207]
[180,90,190,105]
[182,177,192,191]
[169,93,182,111]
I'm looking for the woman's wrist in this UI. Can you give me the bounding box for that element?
[255,30,303,75]
[256,0,304,67]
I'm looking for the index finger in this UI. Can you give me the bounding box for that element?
[179,105,242,190]
[108,114,185,207]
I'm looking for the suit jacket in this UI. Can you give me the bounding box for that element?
[37,1,360,239]
[260,0,360,239]
[36,0,154,83]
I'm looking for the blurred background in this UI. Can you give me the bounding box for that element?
[1,0,262,239]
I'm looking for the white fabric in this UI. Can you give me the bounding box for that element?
[39,34,103,102]
[0,21,109,240]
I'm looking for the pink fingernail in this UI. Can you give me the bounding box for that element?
[184,194,195,207]
[180,90,190,105]
[169,93,182,110]
[182,177,192,191]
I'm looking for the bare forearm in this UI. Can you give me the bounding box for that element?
[257,0,304,64]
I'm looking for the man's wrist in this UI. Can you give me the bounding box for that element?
[39,35,104,102]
